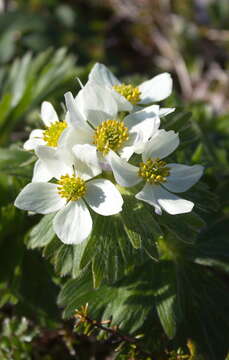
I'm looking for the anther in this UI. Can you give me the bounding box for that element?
[57,174,86,201]
[113,84,141,105]
[43,121,67,147]
[94,119,129,155]
[138,159,170,185]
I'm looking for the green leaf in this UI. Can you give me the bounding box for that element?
[16,250,59,324]
[54,244,74,277]
[92,254,105,288]
[185,181,219,213]
[121,194,162,259]
[58,261,156,333]
[192,217,229,273]
[11,52,32,107]
[0,93,12,126]
[155,262,180,339]
[80,214,148,285]
[175,263,229,360]
[158,211,205,244]
[72,241,90,278]
[41,237,75,277]
[0,48,78,144]
[0,205,27,283]
[0,147,35,177]
[27,213,56,249]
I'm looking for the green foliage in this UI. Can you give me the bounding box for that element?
[0,46,80,326]
[59,259,229,359]
[0,1,229,359]
[0,317,38,360]
[0,47,82,145]
[13,103,228,358]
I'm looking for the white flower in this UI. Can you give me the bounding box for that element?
[15,145,123,244]
[61,83,174,174]
[23,101,68,183]
[30,85,118,182]
[23,101,67,150]
[107,130,204,215]
[88,63,173,112]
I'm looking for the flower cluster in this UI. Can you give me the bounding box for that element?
[15,63,204,245]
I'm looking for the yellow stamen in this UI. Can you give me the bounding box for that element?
[93,119,129,155]
[138,159,170,185]
[113,84,141,105]
[57,174,86,201]
[43,121,67,147]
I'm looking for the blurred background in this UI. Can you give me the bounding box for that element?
[0,0,229,359]
[1,0,229,112]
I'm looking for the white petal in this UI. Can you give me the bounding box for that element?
[23,137,45,151]
[135,183,162,215]
[124,105,160,133]
[139,73,173,104]
[72,144,101,180]
[75,83,118,127]
[55,145,76,174]
[32,160,52,182]
[142,129,179,161]
[41,101,58,126]
[88,62,120,87]
[35,145,73,179]
[117,132,139,161]
[53,200,92,244]
[84,179,123,216]
[159,107,176,117]
[14,183,65,214]
[118,145,135,161]
[97,151,112,171]
[153,185,194,215]
[163,164,204,193]
[65,111,71,125]
[58,126,92,148]
[107,150,140,187]
[23,128,45,151]
[64,92,93,134]
[124,105,161,154]
[110,88,133,112]
[30,129,44,138]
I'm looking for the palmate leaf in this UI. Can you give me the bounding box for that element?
[58,261,156,333]
[27,213,56,249]
[58,259,184,337]
[26,186,206,285]
[79,193,165,286]
[59,256,229,359]
[82,214,147,287]
[28,200,160,282]
[157,211,205,244]
[120,193,162,255]
[41,236,74,276]
[154,262,180,339]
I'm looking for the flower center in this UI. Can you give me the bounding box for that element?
[43,121,67,147]
[93,119,129,155]
[113,84,141,105]
[57,174,86,201]
[138,159,170,185]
